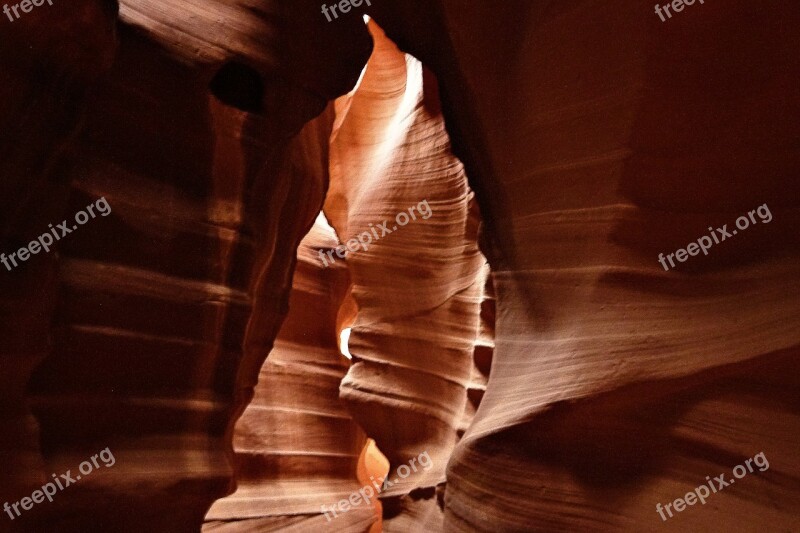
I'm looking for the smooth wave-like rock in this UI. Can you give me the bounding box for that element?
[2,1,370,531]
[2,0,799,531]
[325,22,486,529]
[365,1,800,531]
[0,2,118,530]
[204,215,376,531]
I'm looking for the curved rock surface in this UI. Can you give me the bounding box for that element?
[325,20,486,529]
[0,2,118,530]
[365,1,800,531]
[204,215,375,532]
[205,19,491,532]
[1,0,799,532]
[2,1,370,531]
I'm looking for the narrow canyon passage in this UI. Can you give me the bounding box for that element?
[205,20,493,531]
[0,1,798,532]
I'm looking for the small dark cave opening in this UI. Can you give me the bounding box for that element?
[209,61,265,114]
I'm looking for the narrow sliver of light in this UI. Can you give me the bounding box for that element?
[339,327,352,359]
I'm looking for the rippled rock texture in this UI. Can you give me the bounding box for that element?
[204,216,376,532]
[325,21,487,532]
[2,0,371,531]
[2,0,799,532]
[366,2,800,531]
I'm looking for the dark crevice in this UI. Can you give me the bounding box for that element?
[209,62,264,113]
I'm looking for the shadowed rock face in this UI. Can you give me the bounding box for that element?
[0,1,118,530]
[1,1,371,531]
[365,1,800,531]
[2,0,800,531]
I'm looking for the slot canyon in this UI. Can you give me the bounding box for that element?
[1,1,798,532]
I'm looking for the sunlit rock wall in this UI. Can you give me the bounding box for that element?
[205,216,375,532]
[2,0,799,531]
[324,21,486,532]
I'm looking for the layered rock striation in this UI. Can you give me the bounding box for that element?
[1,1,799,532]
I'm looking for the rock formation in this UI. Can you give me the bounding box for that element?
[205,215,376,532]
[1,1,798,532]
[363,2,800,531]
[324,21,487,532]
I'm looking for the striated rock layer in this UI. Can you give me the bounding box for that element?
[366,1,800,531]
[325,21,487,532]
[2,0,799,531]
[204,215,375,532]
[3,1,372,531]
[0,1,118,529]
